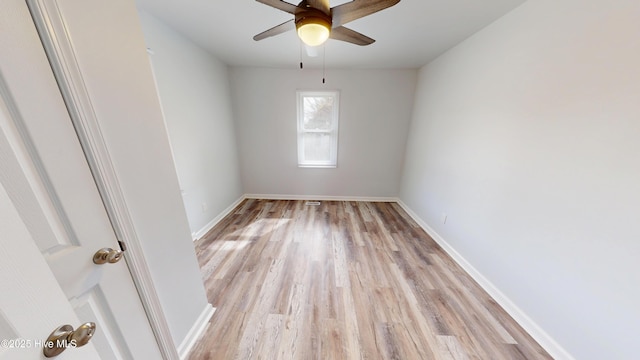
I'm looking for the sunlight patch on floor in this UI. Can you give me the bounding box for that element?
[222,218,292,245]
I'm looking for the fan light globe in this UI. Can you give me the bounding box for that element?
[297,23,330,47]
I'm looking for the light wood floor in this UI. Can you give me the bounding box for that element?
[188,200,551,359]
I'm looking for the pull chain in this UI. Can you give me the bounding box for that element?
[299,40,304,69]
[322,44,326,84]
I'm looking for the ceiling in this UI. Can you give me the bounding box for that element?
[135,0,526,69]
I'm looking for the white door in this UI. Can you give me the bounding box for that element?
[0,179,101,360]
[0,1,162,359]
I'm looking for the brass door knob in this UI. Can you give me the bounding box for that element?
[93,247,124,264]
[43,322,96,357]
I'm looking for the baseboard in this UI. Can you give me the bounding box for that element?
[192,195,246,241]
[177,303,215,359]
[396,200,575,360]
[244,193,398,202]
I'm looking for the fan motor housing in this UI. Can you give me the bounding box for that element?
[295,2,332,31]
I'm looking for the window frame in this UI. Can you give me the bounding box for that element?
[296,90,340,168]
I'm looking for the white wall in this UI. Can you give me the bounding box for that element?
[231,67,417,198]
[137,11,243,238]
[41,0,211,347]
[400,0,640,359]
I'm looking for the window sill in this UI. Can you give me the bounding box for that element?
[298,164,337,169]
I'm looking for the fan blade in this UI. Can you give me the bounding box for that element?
[253,19,296,41]
[330,26,375,46]
[306,0,330,15]
[331,0,400,27]
[255,0,298,14]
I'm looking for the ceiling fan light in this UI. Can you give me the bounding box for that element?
[297,20,330,47]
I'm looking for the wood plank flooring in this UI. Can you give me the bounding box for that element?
[188,200,551,360]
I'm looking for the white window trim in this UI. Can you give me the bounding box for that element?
[297,90,340,168]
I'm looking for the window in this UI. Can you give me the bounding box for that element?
[297,91,339,168]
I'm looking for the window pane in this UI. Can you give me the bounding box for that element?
[303,133,332,162]
[303,96,334,131]
[297,90,339,167]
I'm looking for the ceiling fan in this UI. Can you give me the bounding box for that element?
[253,0,401,47]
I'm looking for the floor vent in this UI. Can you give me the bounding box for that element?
[305,201,321,206]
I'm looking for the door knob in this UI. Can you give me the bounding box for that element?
[43,322,96,357]
[93,247,124,264]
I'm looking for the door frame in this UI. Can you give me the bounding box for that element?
[26,1,179,358]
